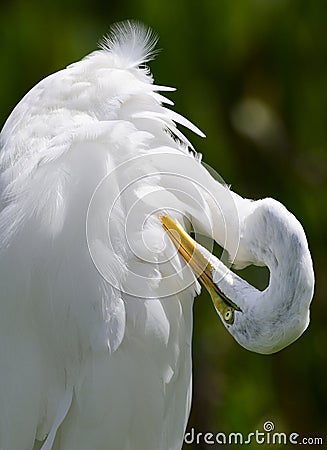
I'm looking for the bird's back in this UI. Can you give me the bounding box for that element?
[0,22,204,449]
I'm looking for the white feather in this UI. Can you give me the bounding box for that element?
[0,21,199,450]
[99,20,159,68]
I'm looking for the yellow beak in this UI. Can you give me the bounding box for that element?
[161,215,241,324]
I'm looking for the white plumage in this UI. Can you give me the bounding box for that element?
[0,21,314,450]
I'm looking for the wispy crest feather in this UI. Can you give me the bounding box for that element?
[100,20,159,68]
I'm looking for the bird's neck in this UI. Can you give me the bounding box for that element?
[251,223,313,320]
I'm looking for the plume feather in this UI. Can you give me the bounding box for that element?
[100,20,159,68]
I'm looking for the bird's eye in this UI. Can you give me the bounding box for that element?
[224,308,234,324]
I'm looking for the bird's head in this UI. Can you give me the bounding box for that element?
[161,201,314,355]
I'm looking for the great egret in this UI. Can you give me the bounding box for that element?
[0,21,314,450]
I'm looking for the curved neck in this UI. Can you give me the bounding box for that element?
[208,198,314,354]
[243,199,314,318]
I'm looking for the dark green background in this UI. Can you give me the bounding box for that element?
[1,0,326,448]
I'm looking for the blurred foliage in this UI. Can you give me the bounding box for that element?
[1,0,326,448]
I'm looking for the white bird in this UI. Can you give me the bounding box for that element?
[0,21,314,450]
